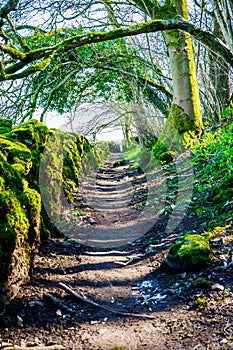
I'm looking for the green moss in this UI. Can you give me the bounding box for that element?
[168,104,195,134]
[0,161,24,193]
[0,150,7,162]
[166,234,211,272]
[0,118,12,128]
[0,151,42,296]
[152,139,176,164]
[1,120,104,246]
[0,190,29,262]
[81,142,110,175]
[20,187,41,249]
[0,136,31,158]
[63,179,77,202]
[0,136,32,175]
[206,225,231,240]
[0,118,12,134]
[7,119,49,147]
[0,127,11,134]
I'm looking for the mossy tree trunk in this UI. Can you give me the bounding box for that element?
[163,0,203,136]
[132,0,203,137]
[121,114,132,149]
[173,0,202,136]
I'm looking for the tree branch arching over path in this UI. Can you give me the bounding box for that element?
[1,16,233,81]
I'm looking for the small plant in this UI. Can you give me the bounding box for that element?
[73,209,85,216]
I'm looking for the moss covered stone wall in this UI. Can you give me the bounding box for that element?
[0,118,107,308]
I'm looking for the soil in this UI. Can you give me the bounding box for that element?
[1,154,233,350]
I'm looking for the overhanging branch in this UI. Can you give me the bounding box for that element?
[1,16,233,80]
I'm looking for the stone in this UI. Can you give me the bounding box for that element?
[164,234,211,272]
[211,283,225,291]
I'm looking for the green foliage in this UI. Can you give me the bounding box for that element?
[73,209,85,216]
[0,118,12,134]
[16,26,170,120]
[190,124,233,224]
[107,141,121,153]
[220,106,233,126]
[123,143,141,164]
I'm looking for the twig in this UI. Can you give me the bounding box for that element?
[115,256,140,266]
[58,282,155,319]
[43,293,75,315]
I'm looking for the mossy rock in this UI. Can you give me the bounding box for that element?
[0,136,32,175]
[7,119,49,147]
[159,150,176,164]
[165,234,212,272]
[81,142,110,175]
[5,122,91,237]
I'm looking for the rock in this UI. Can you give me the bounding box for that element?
[164,234,211,272]
[56,309,62,316]
[211,283,225,291]
[87,217,97,224]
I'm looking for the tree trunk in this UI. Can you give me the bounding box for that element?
[163,0,203,135]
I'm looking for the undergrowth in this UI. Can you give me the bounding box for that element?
[189,124,233,227]
[123,124,233,231]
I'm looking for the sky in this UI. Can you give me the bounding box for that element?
[43,104,124,142]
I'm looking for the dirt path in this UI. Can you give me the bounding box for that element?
[1,154,233,349]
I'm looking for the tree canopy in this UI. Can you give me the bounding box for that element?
[0,0,232,133]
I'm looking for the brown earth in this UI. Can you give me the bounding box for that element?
[1,154,233,350]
